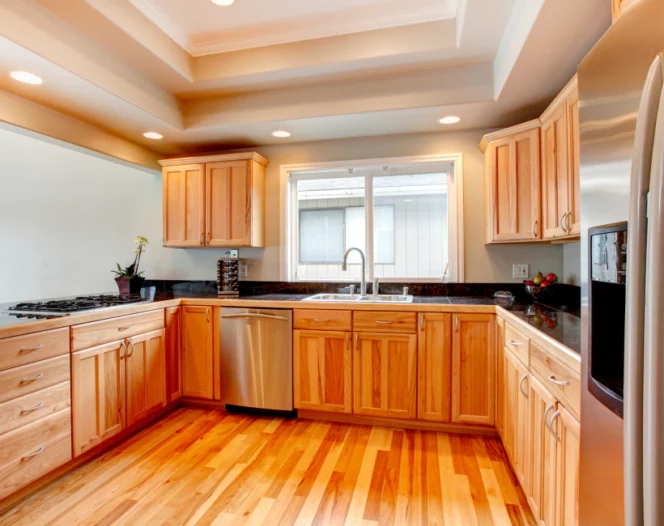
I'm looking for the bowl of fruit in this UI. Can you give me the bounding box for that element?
[524,271,558,300]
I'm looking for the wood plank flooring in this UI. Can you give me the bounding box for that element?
[0,408,535,525]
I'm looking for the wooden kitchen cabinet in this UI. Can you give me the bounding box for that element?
[496,317,505,437]
[126,329,166,427]
[451,314,495,425]
[504,349,530,490]
[162,163,206,247]
[566,86,581,236]
[556,406,581,526]
[293,330,351,413]
[72,340,126,456]
[482,121,542,243]
[417,313,452,422]
[182,306,214,399]
[353,332,417,419]
[160,153,268,248]
[165,306,182,403]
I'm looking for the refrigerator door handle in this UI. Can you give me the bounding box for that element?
[625,53,664,526]
[643,54,664,526]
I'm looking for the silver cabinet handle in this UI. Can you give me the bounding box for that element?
[543,402,555,431]
[312,318,329,323]
[20,373,44,385]
[375,320,393,325]
[547,374,569,386]
[560,212,567,232]
[20,402,44,415]
[206,308,210,323]
[200,232,204,245]
[127,340,134,357]
[508,340,523,346]
[455,316,460,332]
[345,333,350,349]
[533,219,538,237]
[118,325,132,332]
[519,373,529,398]
[120,341,127,359]
[547,410,562,442]
[355,333,359,350]
[222,313,288,321]
[420,315,425,330]
[19,344,43,354]
[207,232,211,244]
[22,445,45,460]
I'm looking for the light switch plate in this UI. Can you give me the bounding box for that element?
[222,249,239,258]
[513,264,529,279]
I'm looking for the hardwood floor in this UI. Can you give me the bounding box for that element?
[0,408,535,525]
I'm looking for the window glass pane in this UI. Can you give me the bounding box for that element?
[344,207,365,264]
[299,209,344,263]
[373,173,448,278]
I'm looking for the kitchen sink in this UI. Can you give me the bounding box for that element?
[302,293,361,302]
[303,293,413,303]
[357,294,414,303]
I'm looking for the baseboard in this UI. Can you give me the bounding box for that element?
[0,400,180,516]
[180,397,227,409]
[297,410,499,436]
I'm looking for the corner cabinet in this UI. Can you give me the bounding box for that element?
[160,153,268,248]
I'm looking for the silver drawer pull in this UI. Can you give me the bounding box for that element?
[547,374,569,386]
[22,445,45,460]
[547,410,562,442]
[19,344,43,354]
[20,373,44,385]
[375,320,393,325]
[312,318,329,322]
[20,402,44,414]
[508,340,523,346]
[118,325,133,331]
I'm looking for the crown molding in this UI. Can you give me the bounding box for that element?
[128,0,191,52]
[159,151,269,167]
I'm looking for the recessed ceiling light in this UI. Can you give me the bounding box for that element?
[272,130,291,138]
[439,116,461,124]
[211,0,234,5]
[10,71,43,85]
[143,132,163,140]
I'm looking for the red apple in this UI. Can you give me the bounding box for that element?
[524,280,536,286]
[540,280,551,288]
[545,273,558,283]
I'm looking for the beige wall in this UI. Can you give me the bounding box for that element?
[239,129,564,282]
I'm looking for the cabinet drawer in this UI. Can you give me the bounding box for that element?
[0,355,71,404]
[0,408,72,501]
[0,328,69,372]
[353,311,417,333]
[72,309,164,351]
[0,382,70,437]
[294,310,351,331]
[504,323,529,365]
[530,342,581,419]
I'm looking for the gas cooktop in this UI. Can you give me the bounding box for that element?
[7,294,147,318]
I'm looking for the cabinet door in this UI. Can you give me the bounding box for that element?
[293,330,351,413]
[165,306,182,403]
[541,105,570,239]
[487,137,513,241]
[162,164,206,247]
[505,350,530,491]
[206,161,252,247]
[451,314,495,425]
[126,329,166,427]
[541,400,560,526]
[556,407,580,526]
[417,313,452,422]
[353,332,417,419]
[182,306,214,399]
[496,317,505,437]
[72,340,125,456]
[566,88,581,236]
[528,376,557,522]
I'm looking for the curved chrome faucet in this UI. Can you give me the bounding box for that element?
[341,247,366,296]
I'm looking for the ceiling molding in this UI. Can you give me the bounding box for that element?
[132,0,455,56]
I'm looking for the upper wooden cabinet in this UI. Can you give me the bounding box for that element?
[160,153,268,248]
[482,121,542,243]
[480,75,580,244]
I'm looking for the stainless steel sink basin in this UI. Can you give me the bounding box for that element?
[303,293,413,303]
[357,294,414,303]
[303,293,361,302]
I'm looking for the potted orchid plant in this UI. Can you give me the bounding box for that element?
[112,236,149,295]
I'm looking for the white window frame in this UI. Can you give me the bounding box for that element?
[279,154,464,283]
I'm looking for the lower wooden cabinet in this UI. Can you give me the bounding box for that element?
[417,313,452,422]
[293,330,351,413]
[451,314,495,425]
[504,349,530,489]
[165,306,182,403]
[72,340,126,456]
[182,306,214,399]
[126,329,166,427]
[353,332,417,419]
[555,406,581,526]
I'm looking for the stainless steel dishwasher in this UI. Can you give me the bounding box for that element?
[219,307,293,413]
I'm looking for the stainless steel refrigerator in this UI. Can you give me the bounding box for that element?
[579,0,664,524]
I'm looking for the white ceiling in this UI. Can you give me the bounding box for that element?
[0,0,611,160]
[130,0,457,55]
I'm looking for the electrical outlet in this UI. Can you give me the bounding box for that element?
[222,249,239,258]
[513,264,529,279]
[240,264,248,279]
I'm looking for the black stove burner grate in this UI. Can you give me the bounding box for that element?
[9,294,146,314]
